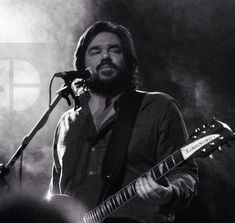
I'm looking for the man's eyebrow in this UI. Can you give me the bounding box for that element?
[87,44,122,52]
[88,45,100,51]
[108,44,122,49]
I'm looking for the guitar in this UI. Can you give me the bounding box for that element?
[47,119,235,223]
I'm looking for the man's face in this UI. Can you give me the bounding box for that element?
[84,32,130,96]
[85,32,126,81]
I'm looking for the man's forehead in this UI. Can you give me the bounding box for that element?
[87,32,121,47]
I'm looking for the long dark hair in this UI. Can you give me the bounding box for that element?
[73,21,139,89]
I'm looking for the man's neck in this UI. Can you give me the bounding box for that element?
[88,92,121,131]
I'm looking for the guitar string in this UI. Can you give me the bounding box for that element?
[83,121,229,223]
[84,149,184,223]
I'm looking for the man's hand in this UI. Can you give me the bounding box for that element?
[135,173,174,206]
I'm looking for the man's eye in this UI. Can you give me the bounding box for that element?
[90,49,100,55]
[110,48,121,54]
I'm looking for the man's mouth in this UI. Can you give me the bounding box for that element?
[97,65,117,78]
[99,64,114,69]
[98,65,116,75]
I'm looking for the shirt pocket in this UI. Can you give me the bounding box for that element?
[128,120,157,158]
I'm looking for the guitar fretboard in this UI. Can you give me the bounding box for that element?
[80,149,184,223]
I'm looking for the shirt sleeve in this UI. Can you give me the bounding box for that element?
[156,98,198,212]
[49,124,61,195]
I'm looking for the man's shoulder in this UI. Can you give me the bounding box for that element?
[136,90,175,105]
[58,107,82,125]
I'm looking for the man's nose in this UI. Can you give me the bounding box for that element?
[101,50,111,59]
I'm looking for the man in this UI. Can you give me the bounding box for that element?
[49,21,198,223]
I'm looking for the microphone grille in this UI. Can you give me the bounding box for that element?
[85,67,97,82]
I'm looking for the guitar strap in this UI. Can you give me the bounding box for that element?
[99,90,145,203]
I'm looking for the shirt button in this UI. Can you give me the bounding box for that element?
[91,147,95,152]
[89,170,95,175]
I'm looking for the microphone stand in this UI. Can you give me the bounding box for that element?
[0,81,75,198]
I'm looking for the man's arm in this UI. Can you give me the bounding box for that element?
[136,98,198,211]
[49,125,61,195]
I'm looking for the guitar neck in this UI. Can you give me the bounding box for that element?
[81,149,184,223]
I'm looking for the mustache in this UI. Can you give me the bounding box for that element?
[96,60,118,71]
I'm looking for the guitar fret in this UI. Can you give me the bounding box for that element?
[87,214,92,223]
[150,169,157,180]
[122,188,128,200]
[101,204,107,216]
[87,212,92,223]
[90,212,96,223]
[166,156,175,169]
[153,165,162,179]
[82,214,88,223]
[119,191,125,203]
[127,185,133,197]
[115,193,120,205]
[116,193,121,205]
[171,155,176,165]
[164,161,169,171]
[110,202,115,212]
[92,210,99,223]
[113,195,120,208]
[105,199,113,212]
[124,185,131,200]
[161,161,169,174]
[96,209,102,222]
[172,151,184,165]
[123,189,130,201]
[97,207,103,219]
[109,199,115,211]
[131,183,136,195]
[110,197,117,209]
[112,195,117,207]
[122,190,127,201]
[82,214,87,223]
[102,205,107,216]
[86,213,92,223]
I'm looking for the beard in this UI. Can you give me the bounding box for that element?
[87,65,132,97]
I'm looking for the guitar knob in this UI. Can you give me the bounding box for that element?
[210,142,215,146]
[209,154,214,159]
[218,146,222,152]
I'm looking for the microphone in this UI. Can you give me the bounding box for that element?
[54,67,97,82]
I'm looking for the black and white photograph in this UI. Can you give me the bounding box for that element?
[0,1,235,223]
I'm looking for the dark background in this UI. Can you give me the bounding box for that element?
[94,1,235,223]
[0,0,234,222]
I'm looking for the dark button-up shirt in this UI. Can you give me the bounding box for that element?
[50,91,198,223]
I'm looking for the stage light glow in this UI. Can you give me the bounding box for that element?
[0,3,29,42]
[0,60,9,109]
[0,1,52,42]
